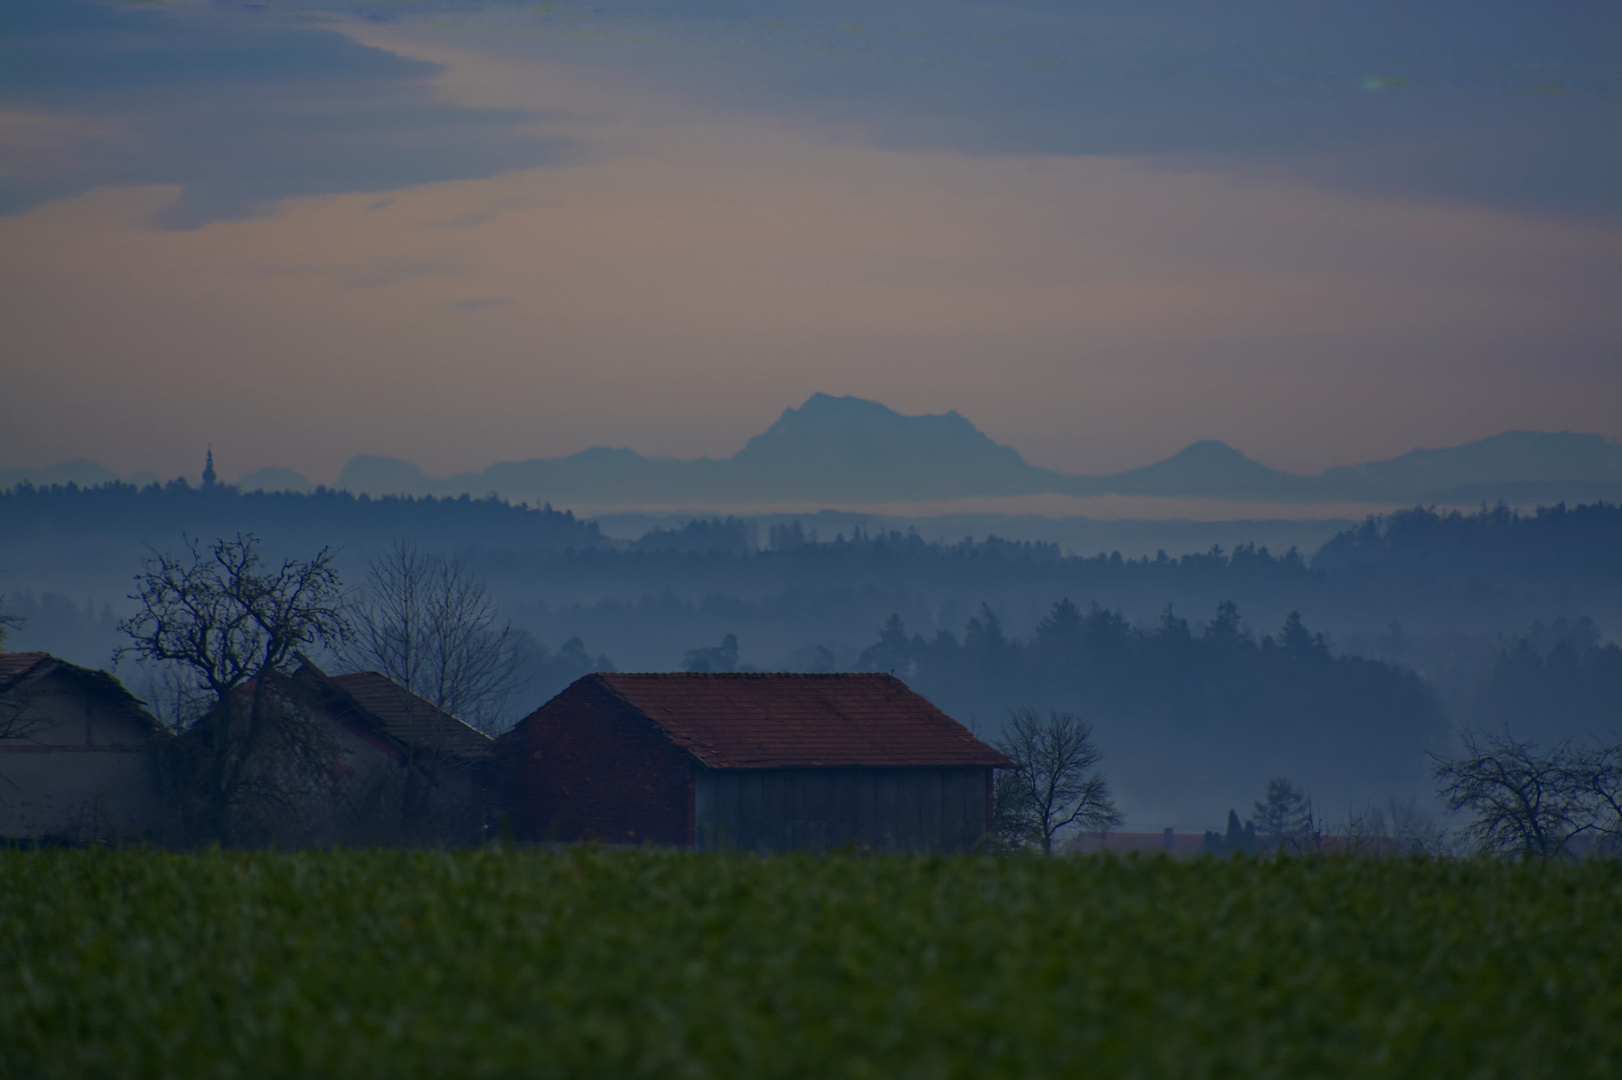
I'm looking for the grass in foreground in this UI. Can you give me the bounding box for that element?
[1,848,1618,1078]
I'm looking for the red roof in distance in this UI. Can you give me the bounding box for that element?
[577,672,1011,770]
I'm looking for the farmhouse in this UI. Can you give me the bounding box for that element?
[299,661,495,844]
[176,658,494,845]
[497,672,1010,851]
[0,652,169,843]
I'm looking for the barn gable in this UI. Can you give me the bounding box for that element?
[0,652,169,842]
[499,676,697,845]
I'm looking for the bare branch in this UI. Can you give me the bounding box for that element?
[1434,730,1591,858]
[0,589,23,653]
[113,534,349,843]
[1567,742,1622,857]
[343,541,523,734]
[994,708,1122,854]
[115,534,348,709]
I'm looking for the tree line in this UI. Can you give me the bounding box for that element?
[9,485,1617,658]
[5,491,1617,836]
[71,532,614,844]
[6,527,1616,857]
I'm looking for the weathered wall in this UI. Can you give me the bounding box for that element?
[693,766,992,853]
[0,675,164,841]
[228,703,488,847]
[298,716,404,846]
[499,681,694,845]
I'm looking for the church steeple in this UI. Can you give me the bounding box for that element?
[201,447,217,487]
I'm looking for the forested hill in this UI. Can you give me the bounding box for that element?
[0,480,603,549]
[855,599,1449,829]
[0,481,604,595]
[1314,502,1621,588]
[5,489,1618,827]
[2,485,1617,649]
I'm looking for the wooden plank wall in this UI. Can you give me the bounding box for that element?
[693,766,990,853]
[499,680,696,845]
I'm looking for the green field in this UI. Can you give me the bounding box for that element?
[2,849,1618,1078]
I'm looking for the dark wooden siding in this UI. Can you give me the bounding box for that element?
[693,766,991,852]
[499,681,693,845]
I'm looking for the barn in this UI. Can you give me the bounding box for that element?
[497,672,1010,852]
[174,657,493,846]
[0,652,169,843]
[289,660,495,845]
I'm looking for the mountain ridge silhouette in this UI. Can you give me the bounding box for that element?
[331,396,1622,506]
[7,395,1620,507]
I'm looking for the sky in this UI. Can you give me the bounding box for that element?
[1,0,1618,485]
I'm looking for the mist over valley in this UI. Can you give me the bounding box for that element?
[4,402,1618,830]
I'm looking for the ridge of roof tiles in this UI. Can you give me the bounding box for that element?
[328,671,494,760]
[0,651,167,734]
[586,671,1011,770]
[0,652,52,689]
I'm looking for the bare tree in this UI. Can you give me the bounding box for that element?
[990,765,1040,851]
[116,534,349,840]
[0,587,22,652]
[0,587,31,742]
[683,633,741,673]
[0,679,39,746]
[132,660,213,734]
[1567,742,1622,857]
[994,708,1122,854]
[1341,796,1456,858]
[344,542,523,735]
[1253,777,1320,854]
[1434,730,1592,858]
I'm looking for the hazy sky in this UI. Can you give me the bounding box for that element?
[2,0,1618,484]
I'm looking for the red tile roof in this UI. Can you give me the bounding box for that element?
[0,652,52,690]
[0,651,167,735]
[585,672,1010,770]
[327,671,494,760]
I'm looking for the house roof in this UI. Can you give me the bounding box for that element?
[326,671,494,761]
[576,672,1010,770]
[0,652,52,690]
[0,651,167,736]
[199,661,495,762]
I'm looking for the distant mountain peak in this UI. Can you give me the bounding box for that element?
[1106,439,1311,500]
[0,459,119,491]
[1316,428,1622,500]
[319,399,1622,509]
[1163,440,1251,462]
[336,454,430,495]
[732,395,1038,493]
[766,393,974,435]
